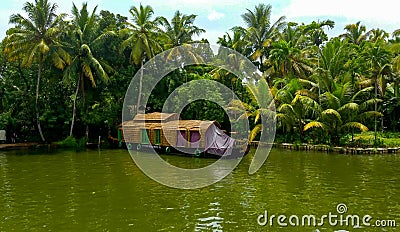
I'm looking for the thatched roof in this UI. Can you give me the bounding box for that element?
[124,120,220,131]
[123,112,222,133]
[132,112,179,122]
[163,120,218,131]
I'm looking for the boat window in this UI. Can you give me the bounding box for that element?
[190,131,201,142]
[190,131,201,148]
[155,129,161,145]
[176,130,187,147]
[141,129,149,144]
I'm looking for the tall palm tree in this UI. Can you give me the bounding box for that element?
[217,29,248,54]
[158,10,205,90]
[240,4,286,71]
[227,78,275,142]
[4,0,68,142]
[269,39,314,78]
[368,28,389,43]
[213,30,249,94]
[317,38,356,82]
[120,4,163,113]
[362,41,392,142]
[339,21,371,45]
[158,10,205,54]
[302,20,335,47]
[63,3,113,137]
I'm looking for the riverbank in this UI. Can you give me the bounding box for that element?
[249,141,400,154]
[2,140,400,155]
[0,142,40,150]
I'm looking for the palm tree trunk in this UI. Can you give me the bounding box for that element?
[80,75,89,141]
[69,75,81,137]
[374,78,378,144]
[36,54,45,142]
[137,58,144,114]
[81,74,85,107]
[299,122,304,142]
[85,125,89,141]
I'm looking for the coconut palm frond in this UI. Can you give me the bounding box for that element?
[249,124,262,142]
[341,122,368,132]
[304,121,327,131]
[338,102,359,113]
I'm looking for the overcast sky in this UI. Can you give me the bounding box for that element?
[1,0,399,44]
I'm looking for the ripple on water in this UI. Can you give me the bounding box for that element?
[0,149,399,231]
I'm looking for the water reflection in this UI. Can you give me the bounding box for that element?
[195,202,224,231]
[0,149,399,231]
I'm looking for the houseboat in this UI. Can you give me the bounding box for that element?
[116,112,248,158]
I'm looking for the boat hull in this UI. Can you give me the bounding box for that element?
[125,142,249,159]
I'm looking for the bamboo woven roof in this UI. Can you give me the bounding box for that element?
[122,112,222,132]
[163,120,216,131]
[124,120,220,131]
[132,112,179,122]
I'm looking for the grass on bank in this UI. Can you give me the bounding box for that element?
[53,136,87,149]
[274,131,400,148]
[341,132,400,148]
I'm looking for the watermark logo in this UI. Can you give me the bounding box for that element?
[257,203,396,228]
[122,43,276,189]
[336,203,347,214]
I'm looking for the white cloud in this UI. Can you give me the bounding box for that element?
[282,0,400,24]
[207,10,225,21]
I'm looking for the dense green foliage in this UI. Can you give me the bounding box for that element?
[1,1,400,147]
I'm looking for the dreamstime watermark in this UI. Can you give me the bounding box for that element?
[257,203,397,229]
[122,43,276,189]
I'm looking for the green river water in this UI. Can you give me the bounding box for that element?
[0,148,399,231]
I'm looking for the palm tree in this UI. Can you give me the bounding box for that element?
[269,39,314,78]
[368,28,389,43]
[4,0,68,142]
[239,4,286,72]
[158,10,205,59]
[339,21,371,45]
[158,10,205,90]
[265,22,318,82]
[383,78,400,131]
[227,78,275,142]
[304,87,382,145]
[393,29,400,37]
[213,30,250,95]
[317,38,356,83]
[217,29,248,54]
[120,4,163,113]
[362,41,392,142]
[302,20,335,47]
[310,37,359,105]
[277,93,321,142]
[63,3,113,137]
[304,51,383,144]
[304,108,368,145]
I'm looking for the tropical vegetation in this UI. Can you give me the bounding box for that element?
[1,0,400,148]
